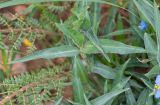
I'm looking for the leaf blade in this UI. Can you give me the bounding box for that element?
[83,39,146,54]
[11,45,79,63]
[91,88,129,105]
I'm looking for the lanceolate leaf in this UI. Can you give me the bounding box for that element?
[145,65,160,78]
[72,57,86,105]
[106,28,133,37]
[72,56,88,84]
[133,0,155,28]
[144,33,157,65]
[125,84,137,105]
[106,77,131,105]
[113,59,130,85]
[154,3,160,66]
[11,45,79,63]
[0,0,132,10]
[55,97,63,105]
[126,71,153,90]
[56,23,84,47]
[72,77,85,105]
[84,94,92,105]
[144,33,157,54]
[92,63,116,79]
[91,88,129,105]
[82,39,145,54]
[84,30,110,62]
[11,39,145,63]
[137,88,153,105]
[103,0,117,35]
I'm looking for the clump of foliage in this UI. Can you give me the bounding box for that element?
[0,0,160,105]
[0,65,70,105]
[0,2,68,77]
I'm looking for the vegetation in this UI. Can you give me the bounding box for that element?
[0,0,160,105]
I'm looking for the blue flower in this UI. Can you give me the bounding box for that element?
[138,20,148,31]
[154,75,160,99]
[155,90,160,99]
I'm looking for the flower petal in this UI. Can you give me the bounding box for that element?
[155,90,160,99]
[155,75,160,85]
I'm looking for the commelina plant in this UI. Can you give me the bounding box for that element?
[0,0,160,105]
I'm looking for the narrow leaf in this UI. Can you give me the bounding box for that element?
[145,65,160,78]
[125,84,137,105]
[56,23,84,47]
[55,97,63,105]
[83,39,146,54]
[92,63,116,79]
[11,45,79,63]
[91,88,129,105]
[154,2,160,66]
[106,28,133,37]
[84,94,92,105]
[134,0,154,28]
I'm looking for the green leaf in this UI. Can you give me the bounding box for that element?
[125,84,137,105]
[84,94,92,105]
[56,23,84,47]
[0,70,5,82]
[72,57,86,105]
[11,45,79,63]
[129,79,143,89]
[129,0,139,26]
[72,77,85,105]
[154,2,160,66]
[91,88,129,105]
[146,91,153,105]
[126,71,153,90]
[0,0,130,10]
[92,63,116,79]
[84,31,110,62]
[144,33,157,54]
[113,59,130,85]
[104,80,108,93]
[106,28,133,37]
[55,97,63,105]
[133,0,154,28]
[133,26,144,40]
[82,39,146,54]
[137,88,153,105]
[103,0,117,34]
[137,89,148,105]
[106,77,131,105]
[144,33,157,65]
[0,0,69,9]
[145,65,160,78]
[103,60,131,105]
[72,56,88,84]
[92,3,101,34]
[112,77,131,91]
